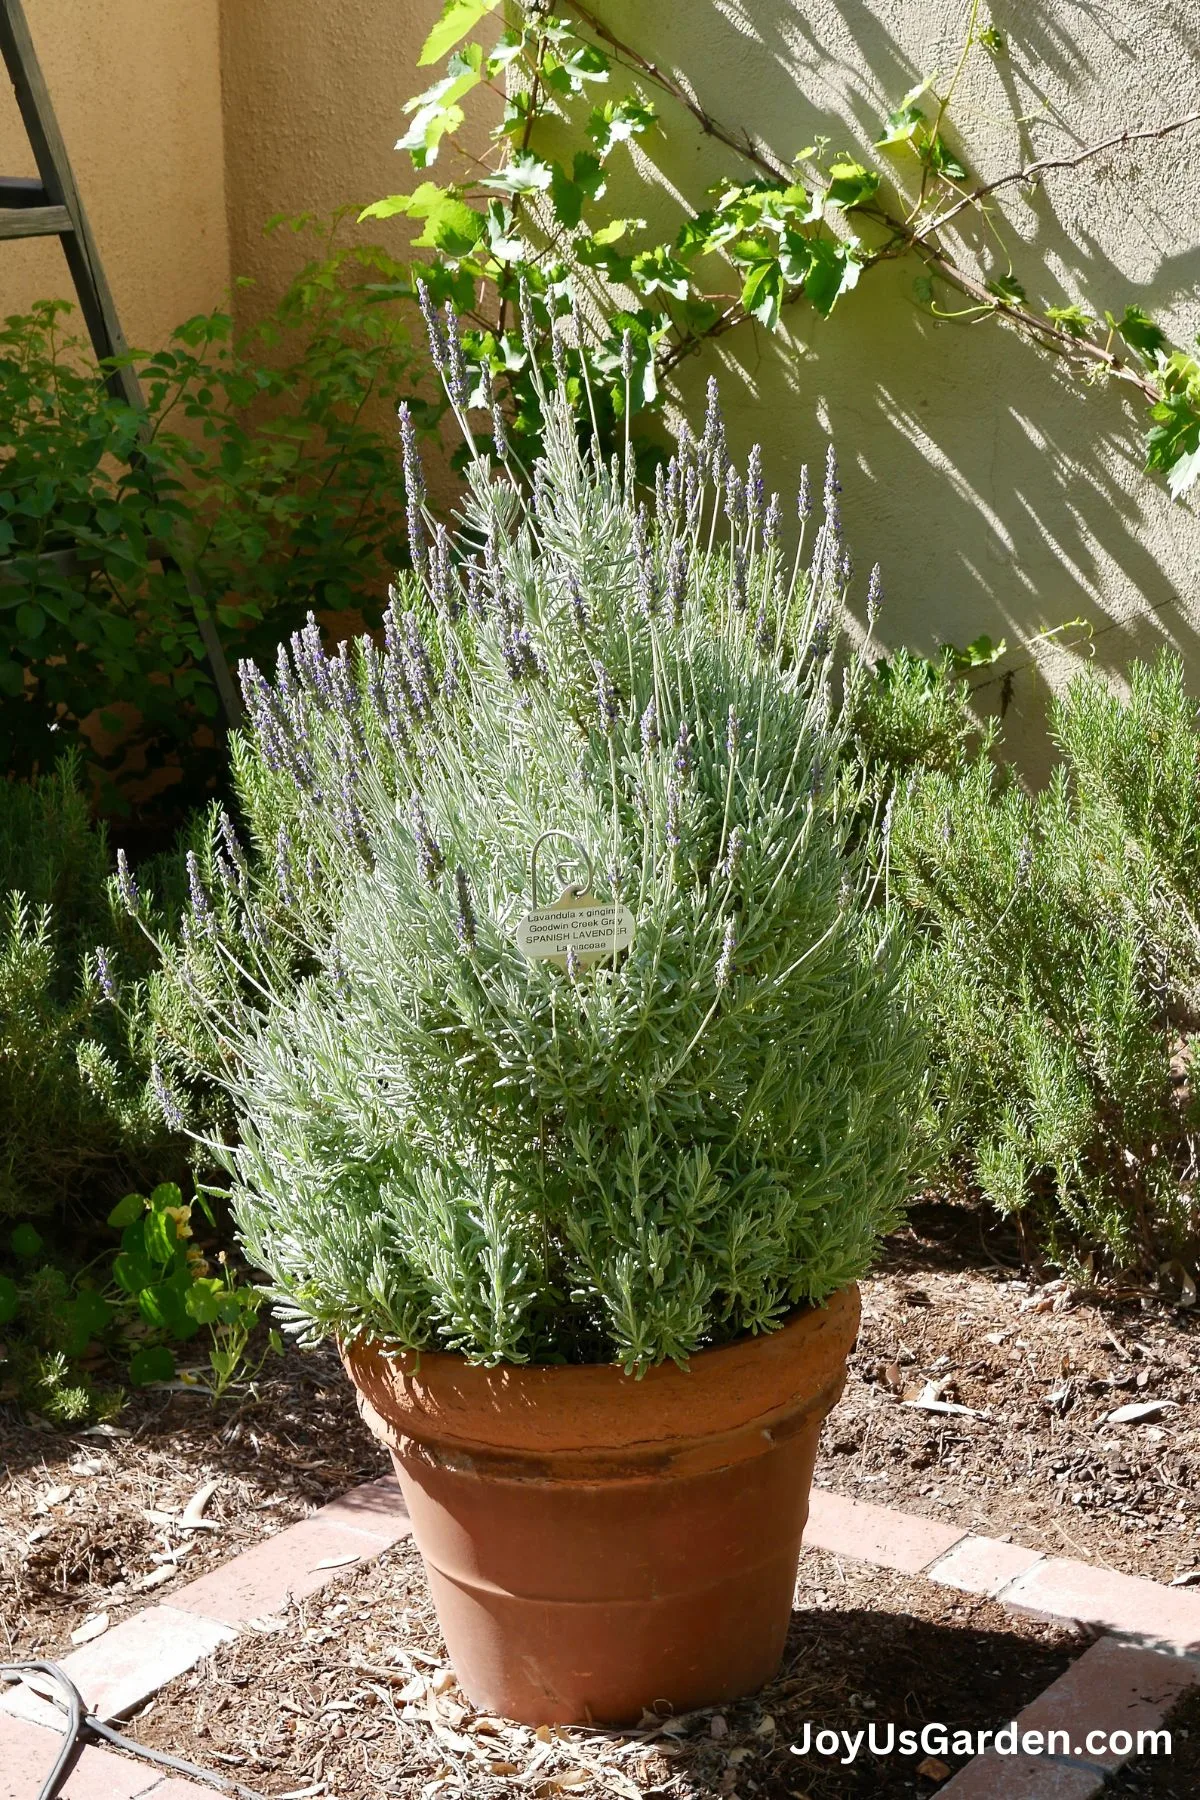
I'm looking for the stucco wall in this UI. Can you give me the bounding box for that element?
[585,0,1200,766]
[0,0,229,349]
[218,0,454,320]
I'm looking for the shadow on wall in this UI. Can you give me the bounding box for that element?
[592,0,1200,776]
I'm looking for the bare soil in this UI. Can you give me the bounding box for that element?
[127,1535,1080,1800]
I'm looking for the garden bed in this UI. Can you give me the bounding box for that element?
[2,1197,1196,1665]
[126,1535,1078,1800]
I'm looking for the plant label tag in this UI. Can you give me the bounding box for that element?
[515,889,634,969]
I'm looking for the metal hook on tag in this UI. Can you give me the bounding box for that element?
[529,830,594,909]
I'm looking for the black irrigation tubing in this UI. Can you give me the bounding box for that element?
[0,1662,268,1800]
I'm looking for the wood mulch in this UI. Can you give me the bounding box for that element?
[128,1536,1080,1800]
[0,1342,387,1662]
[816,1197,1200,1586]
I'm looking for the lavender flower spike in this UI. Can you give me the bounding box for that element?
[715,917,737,990]
[94,946,116,1001]
[453,866,477,950]
[151,1063,185,1133]
[115,847,139,914]
[416,279,447,374]
[796,463,812,523]
[866,562,884,627]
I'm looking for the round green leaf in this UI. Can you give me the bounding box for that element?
[128,1345,176,1386]
[10,1224,44,1261]
[107,1193,146,1230]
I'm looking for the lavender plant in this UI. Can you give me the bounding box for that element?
[147,333,923,1371]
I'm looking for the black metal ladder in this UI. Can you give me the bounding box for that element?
[0,0,240,728]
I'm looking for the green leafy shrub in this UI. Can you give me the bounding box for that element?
[0,1188,271,1421]
[0,223,419,809]
[143,356,925,1372]
[0,755,190,1220]
[887,653,1200,1269]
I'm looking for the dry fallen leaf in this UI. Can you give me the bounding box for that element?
[311,1552,361,1571]
[1170,1569,1200,1587]
[136,1565,178,1592]
[181,1477,221,1527]
[1107,1400,1180,1426]
[917,1754,951,1781]
[39,1484,73,1510]
[70,1611,110,1646]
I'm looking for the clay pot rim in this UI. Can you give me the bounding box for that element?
[342,1284,860,1463]
[342,1285,854,1380]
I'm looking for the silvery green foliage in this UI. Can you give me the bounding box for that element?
[155,367,923,1371]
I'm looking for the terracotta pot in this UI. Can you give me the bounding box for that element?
[342,1283,859,1726]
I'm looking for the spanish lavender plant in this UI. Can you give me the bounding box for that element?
[153,359,922,1371]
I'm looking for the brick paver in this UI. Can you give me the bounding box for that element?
[927,1533,1046,1598]
[1000,1555,1200,1652]
[803,1487,969,1573]
[938,1634,1200,1797]
[0,1712,161,1799]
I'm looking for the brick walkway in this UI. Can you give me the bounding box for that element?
[4,1481,1199,1799]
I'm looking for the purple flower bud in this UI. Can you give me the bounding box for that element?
[764,491,782,556]
[755,603,772,655]
[416,279,447,374]
[151,1063,185,1133]
[731,542,748,613]
[702,376,727,479]
[715,916,736,990]
[666,539,688,623]
[726,706,740,758]
[640,696,659,753]
[489,370,509,462]
[796,464,812,522]
[94,946,115,1001]
[594,660,620,733]
[453,865,477,950]
[115,848,139,914]
[823,443,842,508]
[724,465,746,533]
[722,823,744,883]
[274,827,296,910]
[398,401,428,579]
[550,319,568,385]
[866,562,883,627]
[673,719,693,779]
[620,328,634,385]
[518,276,538,356]
[746,443,764,527]
[666,777,681,851]
[411,798,445,887]
[186,850,210,925]
[443,299,470,411]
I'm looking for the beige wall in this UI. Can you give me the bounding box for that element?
[218,0,456,323]
[0,0,229,349]
[588,0,1200,769]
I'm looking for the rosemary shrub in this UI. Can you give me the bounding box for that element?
[148,346,923,1370]
[890,653,1200,1268]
